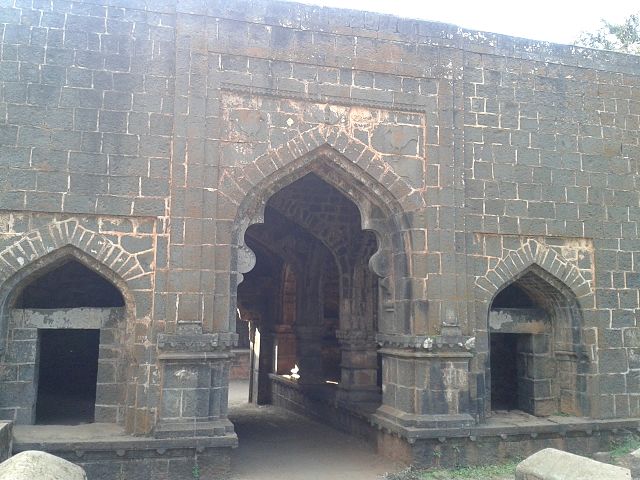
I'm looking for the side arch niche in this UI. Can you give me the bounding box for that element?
[474,241,594,420]
[0,243,137,427]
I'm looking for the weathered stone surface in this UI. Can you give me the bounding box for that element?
[0,423,11,463]
[0,0,638,474]
[0,451,87,480]
[516,448,631,480]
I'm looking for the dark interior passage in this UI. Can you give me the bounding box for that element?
[238,172,380,410]
[492,283,535,309]
[36,329,100,425]
[490,333,519,411]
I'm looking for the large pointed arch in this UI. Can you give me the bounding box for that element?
[230,145,413,278]
[219,124,424,218]
[222,128,417,336]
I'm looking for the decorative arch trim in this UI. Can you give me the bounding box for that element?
[0,220,144,356]
[219,124,424,216]
[226,126,417,281]
[475,239,592,302]
[0,219,149,285]
[223,126,415,336]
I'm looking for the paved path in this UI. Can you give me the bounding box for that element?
[228,381,402,480]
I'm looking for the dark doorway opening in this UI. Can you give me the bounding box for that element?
[36,329,100,425]
[16,259,124,308]
[490,333,520,411]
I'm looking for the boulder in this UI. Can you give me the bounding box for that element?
[516,448,630,480]
[0,450,87,480]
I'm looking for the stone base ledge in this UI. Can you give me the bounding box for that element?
[372,406,640,443]
[154,418,236,439]
[12,424,238,460]
[372,405,475,439]
[377,418,640,469]
[269,374,378,444]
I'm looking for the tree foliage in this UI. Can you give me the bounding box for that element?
[576,12,640,54]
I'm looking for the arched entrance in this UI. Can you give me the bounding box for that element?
[238,173,381,409]
[0,246,133,426]
[488,265,588,417]
[225,141,414,445]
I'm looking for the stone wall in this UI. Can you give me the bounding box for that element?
[0,0,638,470]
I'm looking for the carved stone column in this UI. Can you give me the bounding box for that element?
[335,329,380,405]
[154,329,237,441]
[252,325,275,405]
[294,325,324,385]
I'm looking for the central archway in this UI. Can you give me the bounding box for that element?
[227,143,414,443]
[229,145,412,339]
[239,172,381,408]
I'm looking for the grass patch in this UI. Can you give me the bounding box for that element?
[384,460,519,480]
[610,434,640,458]
[421,461,519,479]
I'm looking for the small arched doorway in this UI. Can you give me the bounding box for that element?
[488,265,587,417]
[1,249,130,425]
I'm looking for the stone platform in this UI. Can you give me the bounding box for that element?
[378,412,640,468]
[12,424,237,480]
[270,374,640,468]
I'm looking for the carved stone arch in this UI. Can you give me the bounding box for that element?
[475,239,592,306]
[1,244,136,311]
[223,126,418,342]
[231,136,413,267]
[226,128,415,336]
[475,239,593,418]
[0,219,149,285]
[221,124,423,218]
[0,220,145,354]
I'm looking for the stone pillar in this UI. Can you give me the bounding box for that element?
[335,329,380,405]
[273,324,296,375]
[154,330,237,441]
[294,325,324,385]
[372,329,476,438]
[256,327,275,405]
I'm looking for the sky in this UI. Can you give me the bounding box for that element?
[281,0,639,46]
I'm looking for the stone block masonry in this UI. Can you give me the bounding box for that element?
[0,0,637,475]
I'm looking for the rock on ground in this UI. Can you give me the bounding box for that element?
[0,450,87,480]
[516,448,631,480]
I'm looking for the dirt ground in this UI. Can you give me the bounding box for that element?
[227,381,640,480]
[228,381,403,480]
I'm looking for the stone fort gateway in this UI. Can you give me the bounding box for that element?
[0,0,639,477]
